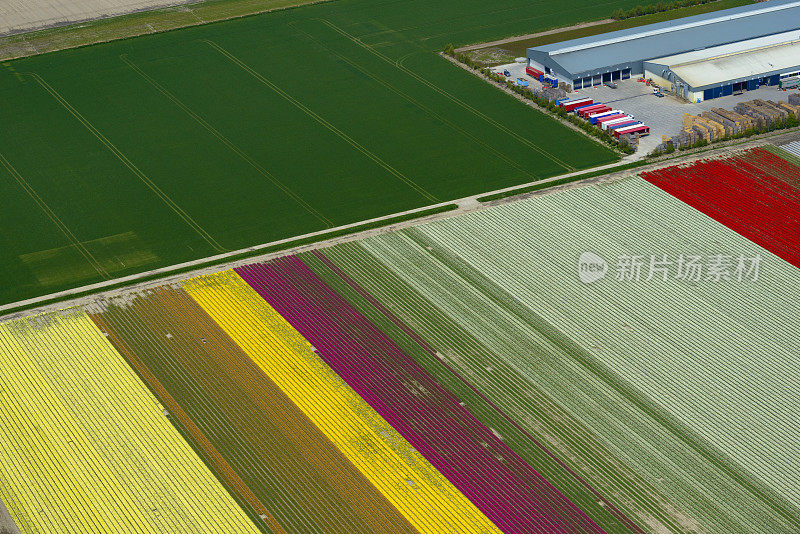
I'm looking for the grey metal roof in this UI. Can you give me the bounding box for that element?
[529,0,800,77]
[652,38,800,90]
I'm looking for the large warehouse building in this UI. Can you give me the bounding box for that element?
[527,0,800,101]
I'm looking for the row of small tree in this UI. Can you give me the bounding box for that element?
[612,0,718,20]
[444,46,636,155]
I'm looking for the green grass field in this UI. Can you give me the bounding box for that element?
[0,0,639,307]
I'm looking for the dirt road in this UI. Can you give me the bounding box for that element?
[454,19,613,52]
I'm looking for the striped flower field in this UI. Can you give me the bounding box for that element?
[641,148,800,268]
[0,148,799,533]
[0,310,261,534]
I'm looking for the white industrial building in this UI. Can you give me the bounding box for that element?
[645,31,800,102]
[528,0,800,101]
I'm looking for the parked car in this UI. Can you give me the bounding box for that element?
[604,81,617,89]
[655,91,665,98]
[503,69,511,77]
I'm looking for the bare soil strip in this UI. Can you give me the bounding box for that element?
[454,19,613,52]
[89,286,415,534]
[0,0,327,61]
[0,0,198,37]
[0,497,21,534]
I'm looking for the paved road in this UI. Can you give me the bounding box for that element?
[0,156,630,318]
[4,129,799,322]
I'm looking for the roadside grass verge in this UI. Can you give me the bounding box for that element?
[1,2,619,307]
[477,161,646,202]
[0,204,457,318]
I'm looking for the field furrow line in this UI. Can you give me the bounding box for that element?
[203,40,439,204]
[237,257,606,534]
[184,269,502,534]
[315,18,575,172]
[0,151,110,279]
[24,72,228,254]
[119,54,333,229]
[307,247,647,534]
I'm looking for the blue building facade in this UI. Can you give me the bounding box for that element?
[527,0,800,92]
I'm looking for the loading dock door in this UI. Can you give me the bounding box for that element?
[704,89,714,101]
[593,75,602,86]
[611,70,621,81]
[602,72,612,83]
[747,79,758,91]
[621,68,631,80]
[722,84,733,96]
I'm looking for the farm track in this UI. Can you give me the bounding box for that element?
[2,144,800,533]
[7,129,800,322]
[453,19,614,52]
[1,0,625,309]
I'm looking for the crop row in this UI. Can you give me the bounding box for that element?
[348,175,799,532]
[641,148,800,268]
[89,286,415,534]
[236,258,603,534]
[319,234,709,533]
[304,168,800,533]
[4,148,798,534]
[0,310,260,534]
[183,270,495,533]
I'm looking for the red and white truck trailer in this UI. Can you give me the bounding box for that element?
[595,113,628,127]
[614,123,650,138]
[560,98,593,112]
[577,104,610,118]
